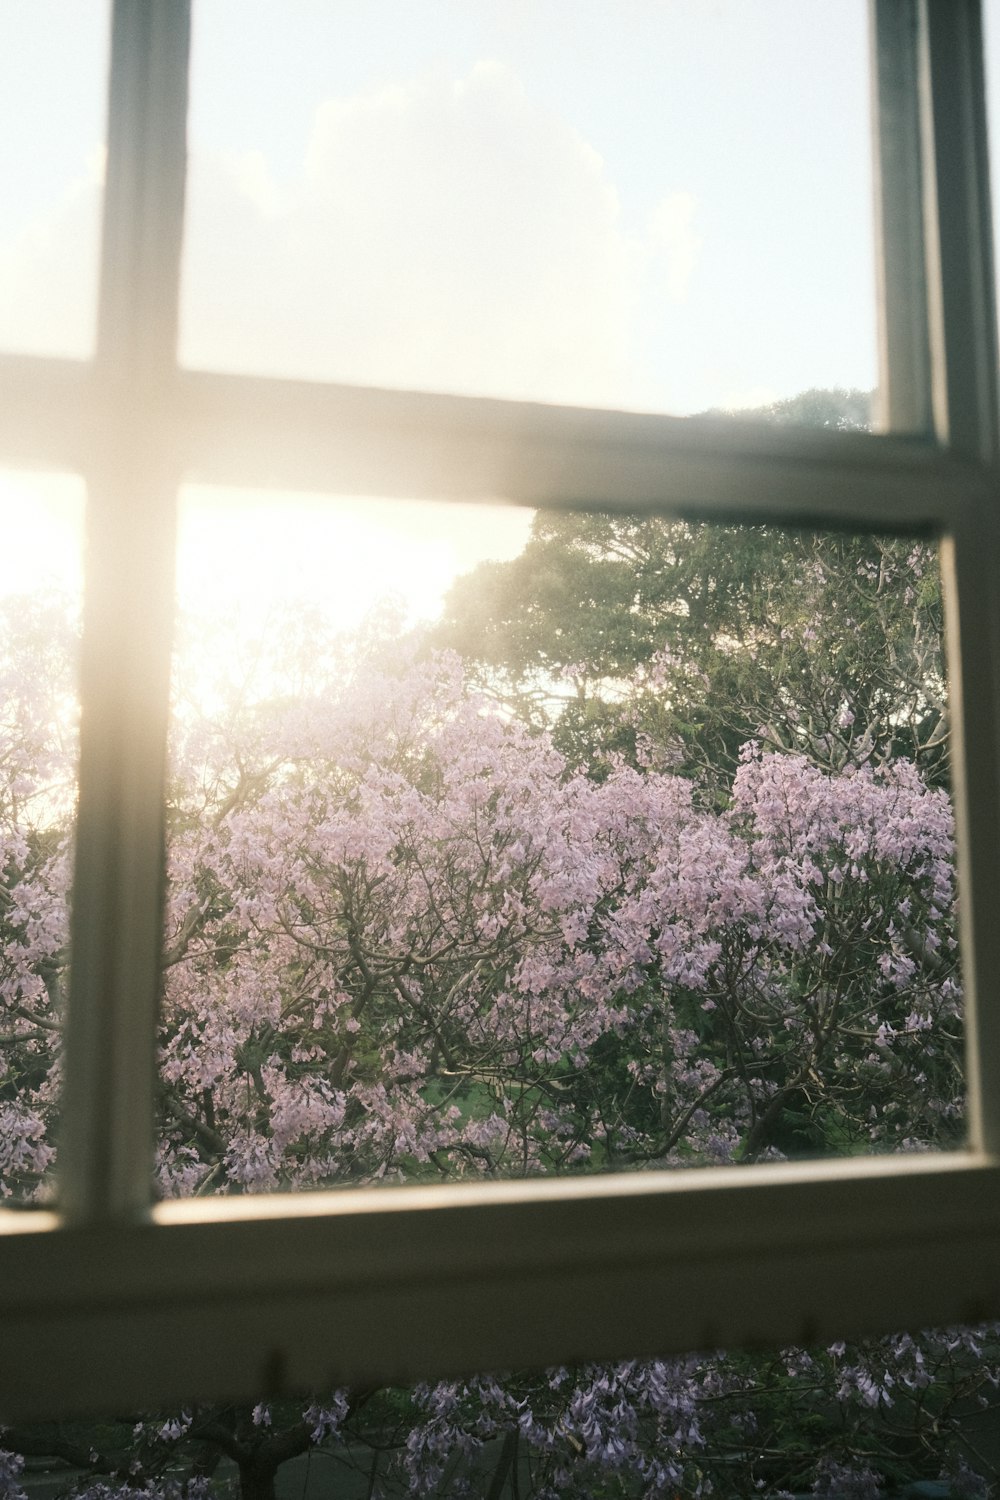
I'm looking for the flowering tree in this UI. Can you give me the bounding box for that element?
[0,592,994,1498]
[153,633,961,1194]
[0,593,76,1201]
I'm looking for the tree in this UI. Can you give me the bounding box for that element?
[434,392,947,790]
[153,632,961,1192]
[0,593,75,1202]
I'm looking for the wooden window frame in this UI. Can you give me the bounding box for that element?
[1,0,999,1420]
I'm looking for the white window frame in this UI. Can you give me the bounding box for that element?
[1,0,1000,1420]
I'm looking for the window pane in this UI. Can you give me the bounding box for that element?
[0,473,84,1206]
[0,3,109,359]
[179,0,877,420]
[159,488,961,1198]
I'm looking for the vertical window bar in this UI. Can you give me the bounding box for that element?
[93,0,190,391]
[870,0,934,434]
[918,0,999,462]
[940,505,1000,1161]
[60,0,190,1224]
[912,2,1000,1156]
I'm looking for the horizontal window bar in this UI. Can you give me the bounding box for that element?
[172,371,993,528]
[1,1152,999,1420]
[0,353,993,529]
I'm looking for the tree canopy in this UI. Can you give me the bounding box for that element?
[435,391,947,790]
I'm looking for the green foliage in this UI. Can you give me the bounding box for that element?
[435,390,948,792]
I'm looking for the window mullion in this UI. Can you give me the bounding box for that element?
[60,0,191,1225]
[907,0,1000,1164]
[870,0,933,434]
[918,0,999,462]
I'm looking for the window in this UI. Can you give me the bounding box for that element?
[2,0,1000,1421]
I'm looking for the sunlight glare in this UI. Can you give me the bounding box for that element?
[0,472,85,600]
[176,487,532,633]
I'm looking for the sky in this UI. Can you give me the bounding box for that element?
[179,0,876,414]
[0,1,997,632]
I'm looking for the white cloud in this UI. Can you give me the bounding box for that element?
[0,59,707,419]
[179,60,638,408]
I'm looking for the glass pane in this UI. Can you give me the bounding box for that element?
[0,3,109,359]
[180,0,877,420]
[0,473,85,1206]
[3,1323,998,1497]
[160,489,960,1198]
